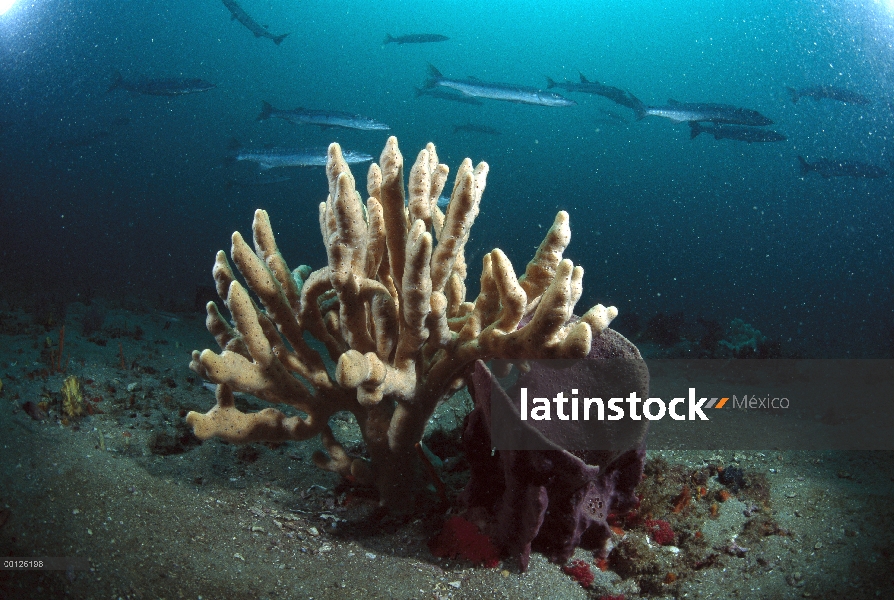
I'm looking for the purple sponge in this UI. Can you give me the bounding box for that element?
[460,329,649,571]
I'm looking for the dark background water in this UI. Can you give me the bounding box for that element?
[1,0,892,357]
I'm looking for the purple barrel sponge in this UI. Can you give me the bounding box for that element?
[460,328,649,571]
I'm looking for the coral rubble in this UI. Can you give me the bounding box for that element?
[186,137,618,510]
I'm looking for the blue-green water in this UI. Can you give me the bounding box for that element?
[1,0,892,356]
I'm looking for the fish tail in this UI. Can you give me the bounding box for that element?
[257,101,275,121]
[629,93,647,120]
[797,155,810,175]
[424,64,442,88]
[384,34,394,44]
[273,33,289,45]
[107,71,124,93]
[223,139,241,167]
[786,87,799,104]
[688,121,702,139]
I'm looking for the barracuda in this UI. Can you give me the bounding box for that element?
[107,73,215,96]
[221,0,288,45]
[424,65,575,107]
[257,102,390,131]
[229,142,373,170]
[632,98,773,126]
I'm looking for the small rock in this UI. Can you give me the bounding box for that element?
[814,541,822,550]
[786,492,797,498]
[448,581,461,589]
[21,401,46,421]
[127,382,140,392]
[307,527,320,536]
[365,552,376,559]
[234,553,245,561]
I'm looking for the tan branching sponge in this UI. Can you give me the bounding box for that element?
[186,137,618,510]
[61,375,84,418]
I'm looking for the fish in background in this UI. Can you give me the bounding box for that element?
[424,65,576,107]
[226,173,293,188]
[453,122,501,135]
[546,73,641,110]
[797,156,887,179]
[384,33,449,45]
[49,117,131,149]
[227,140,373,170]
[107,72,215,96]
[414,87,484,106]
[632,98,773,126]
[689,121,786,143]
[257,101,390,131]
[221,0,288,45]
[786,85,871,105]
[595,108,629,125]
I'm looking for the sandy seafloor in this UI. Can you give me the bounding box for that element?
[1,301,893,600]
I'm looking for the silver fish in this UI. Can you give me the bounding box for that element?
[221,0,288,45]
[257,101,390,131]
[786,85,871,105]
[798,156,886,179]
[453,122,501,135]
[226,173,293,188]
[414,87,484,106]
[230,142,373,170]
[424,65,575,107]
[633,98,773,126]
[689,122,786,143]
[546,73,640,110]
[384,33,449,45]
[107,72,215,96]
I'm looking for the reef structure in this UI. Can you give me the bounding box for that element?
[186,136,619,510]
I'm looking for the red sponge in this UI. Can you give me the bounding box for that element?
[429,516,500,568]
